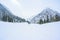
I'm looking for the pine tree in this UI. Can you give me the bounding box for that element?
[21,19,26,22]
[2,15,7,21]
[2,15,13,22]
[55,15,60,21]
[38,19,43,24]
[26,21,30,24]
[47,15,49,22]
[44,19,47,23]
[50,15,53,22]
[8,16,13,22]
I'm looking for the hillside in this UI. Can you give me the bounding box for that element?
[31,8,60,24]
[0,3,26,23]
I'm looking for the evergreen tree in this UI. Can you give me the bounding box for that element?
[8,16,13,22]
[20,18,26,22]
[55,15,60,21]
[2,15,13,22]
[38,19,43,24]
[44,19,47,23]
[2,15,8,21]
[47,15,49,22]
[26,21,30,24]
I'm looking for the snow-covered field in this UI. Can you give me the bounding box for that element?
[0,21,60,40]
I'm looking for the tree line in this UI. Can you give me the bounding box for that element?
[38,15,60,24]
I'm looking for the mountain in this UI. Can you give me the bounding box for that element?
[30,8,60,24]
[0,3,26,23]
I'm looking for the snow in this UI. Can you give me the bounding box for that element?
[30,8,60,23]
[0,21,60,40]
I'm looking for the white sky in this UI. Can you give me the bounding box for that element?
[0,0,60,19]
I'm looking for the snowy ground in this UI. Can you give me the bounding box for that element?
[0,21,60,40]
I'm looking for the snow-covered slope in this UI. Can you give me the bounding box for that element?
[31,8,60,24]
[0,3,26,22]
[0,21,60,40]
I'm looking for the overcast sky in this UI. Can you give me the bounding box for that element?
[0,0,60,19]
